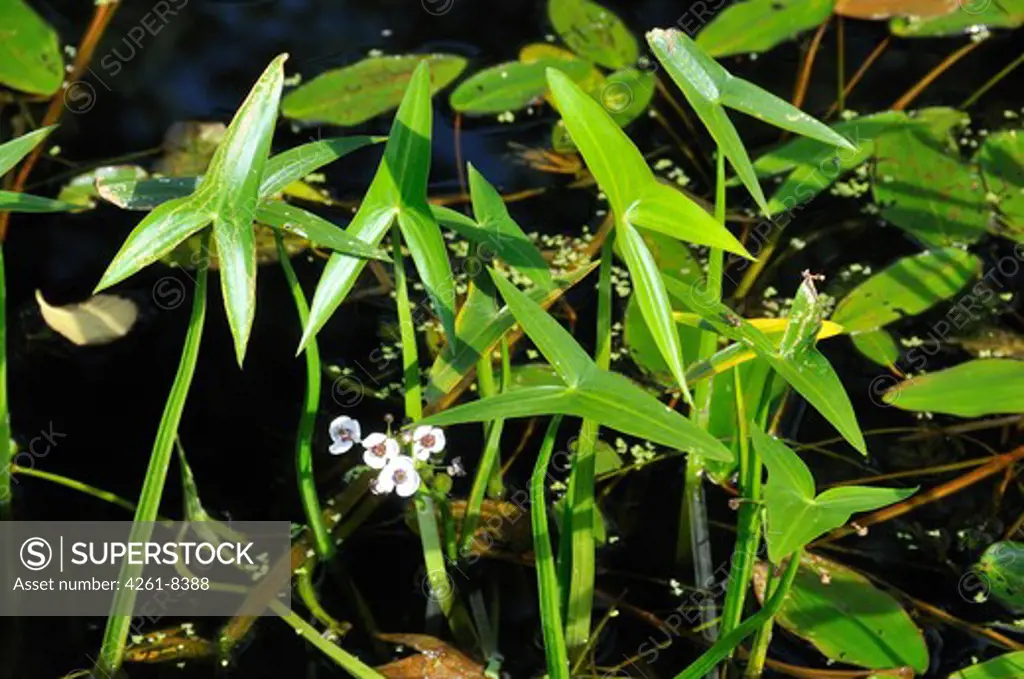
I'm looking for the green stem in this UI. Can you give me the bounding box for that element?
[533,416,569,679]
[461,333,506,554]
[676,150,727,638]
[392,226,475,648]
[744,566,778,678]
[277,234,333,561]
[269,600,384,678]
[563,234,614,661]
[97,252,208,676]
[11,465,138,514]
[718,368,762,639]
[673,553,800,679]
[391,226,421,421]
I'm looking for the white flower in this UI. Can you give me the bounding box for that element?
[361,433,399,469]
[328,416,361,455]
[372,456,421,497]
[411,425,446,460]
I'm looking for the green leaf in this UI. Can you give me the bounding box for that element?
[546,68,653,214]
[891,0,1023,36]
[719,77,854,151]
[883,358,1024,417]
[98,137,382,212]
[449,58,593,115]
[873,109,990,246]
[58,165,148,209]
[778,275,829,359]
[96,177,200,211]
[532,416,570,679]
[198,54,288,365]
[548,69,749,397]
[625,182,752,258]
[396,206,456,343]
[977,128,1024,238]
[624,292,702,389]
[975,541,1024,610]
[420,380,731,460]
[666,277,868,454]
[617,219,691,396]
[96,197,213,290]
[489,270,595,386]
[754,427,915,563]
[464,165,553,290]
[426,264,596,402]
[950,652,1024,679]
[421,271,733,461]
[259,136,383,197]
[850,328,899,367]
[281,54,466,126]
[255,201,390,260]
[0,0,63,95]
[302,61,441,350]
[647,28,854,213]
[751,111,903,215]
[0,191,79,213]
[833,247,981,333]
[754,553,930,673]
[547,0,638,69]
[696,0,833,57]
[0,126,55,177]
[600,67,656,128]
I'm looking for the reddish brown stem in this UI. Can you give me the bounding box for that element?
[791,19,830,110]
[817,446,1024,545]
[0,1,121,241]
[825,36,891,118]
[891,39,983,112]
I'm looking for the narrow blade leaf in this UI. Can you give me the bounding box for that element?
[665,277,867,454]
[0,126,56,176]
[617,220,690,397]
[625,182,752,259]
[259,136,383,197]
[95,196,211,291]
[489,270,595,386]
[466,164,553,290]
[201,53,288,364]
[255,201,390,261]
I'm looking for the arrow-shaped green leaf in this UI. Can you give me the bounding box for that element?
[754,427,915,563]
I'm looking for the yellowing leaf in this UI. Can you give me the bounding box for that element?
[36,290,139,346]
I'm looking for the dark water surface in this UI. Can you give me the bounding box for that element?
[4,0,1023,676]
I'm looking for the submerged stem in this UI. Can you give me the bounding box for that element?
[563,234,614,661]
[97,253,208,675]
[719,368,762,641]
[277,234,334,561]
[391,226,421,421]
[677,151,728,646]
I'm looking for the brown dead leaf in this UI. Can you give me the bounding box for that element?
[375,633,486,678]
[447,498,532,556]
[834,0,958,19]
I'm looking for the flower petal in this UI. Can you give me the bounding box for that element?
[329,440,354,455]
[427,428,446,453]
[372,473,395,495]
[412,425,432,441]
[412,443,431,461]
[362,432,387,449]
[363,450,389,469]
[329,416,360,443]
[395,470,421,497]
